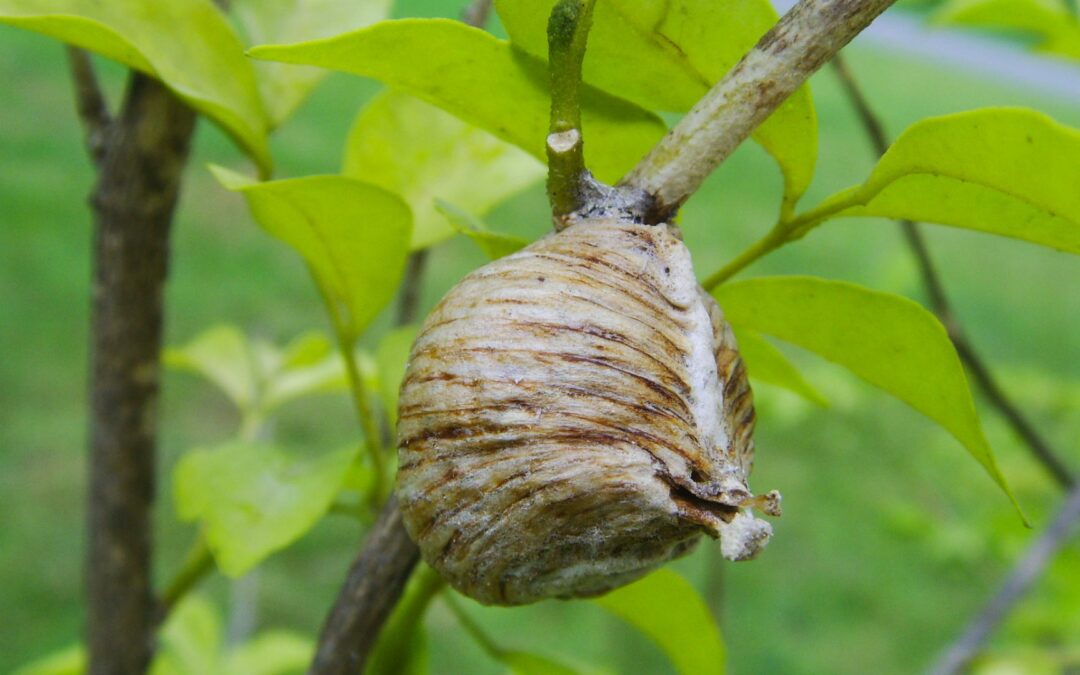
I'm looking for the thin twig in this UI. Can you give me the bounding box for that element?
[461,0,493,27]
[545,0,597,222]
[622,0,897,221]
[86,71,196,675]
[66,47,112,166]
[927,482,1080,674]
[396,250,429,326]
[831,54,1074,490]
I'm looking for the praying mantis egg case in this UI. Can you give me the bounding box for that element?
[396,216,780,606]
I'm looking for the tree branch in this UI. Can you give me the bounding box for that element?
[622,0,897,220]
[86,71,196,674]
[831,54,1074,490]
[928,481,1080,674]
[309,496,421,675]
[66,47,112,166]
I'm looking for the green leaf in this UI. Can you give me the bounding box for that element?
[593,568,725,675]
[150,596,222,675]
[732,327,828,407]
[232,0,392,126]
[223,631,313,675]
[807,108,1080,254]
[165,325,257,411]
[714,276,1021,514]
[344,91,544,250]
[436,200,530,260]
[249,19,667,184]
[375,324,419,429]
[13,645,85,675]
[279,331,335,369]
[211,166,412,340]
[495,0,817,207]
[173,441,355,576]
[503,652,583,675]
[0,0,271,173]
[934,0,1080,61]
[262,353,348,412]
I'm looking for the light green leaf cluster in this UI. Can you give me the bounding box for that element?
[715,276,1021,514]
[804,108,1080,254]
[174,441,356,576]
[934,0,1080,61]
[593,568,725,675]
[165,325,348,418]
[496,0,818,208]
[249,19,668,184]
[343,91,545,250]
[231,0,392,127]
[152,596,312,675]
[0,0,271,172]
[211,166,412,341]
[436,200,531,260]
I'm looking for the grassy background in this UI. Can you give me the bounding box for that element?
[2,3,1079,673]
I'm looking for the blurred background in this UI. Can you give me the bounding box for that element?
[2,0,1079,673]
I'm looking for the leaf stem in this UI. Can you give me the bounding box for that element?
[367,565,445,673]
[701,197,853,291]
[546,0,598,222]
[314,275,387,506]
[157,535,214,619]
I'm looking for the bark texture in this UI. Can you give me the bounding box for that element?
[85,72,195,674]
[310,497,421,675]
[624,0,897,218]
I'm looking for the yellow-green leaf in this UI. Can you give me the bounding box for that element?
[165,325,257,411]
[173,442,355,576]
[807,108,1080,254]
[436,200,530,260]
[593,568,725,675]
[935,0,1080,61]
[714,276,1021,513]
[232,0,393,127]
[495,0,817,207]
[733,327,828,407]
[249,19,667,184]
[0,0,271,173]
[343,91,543,250]
[211,166,412,340]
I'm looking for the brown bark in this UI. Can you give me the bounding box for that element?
[84,71,196,674]
[309,497,420,675]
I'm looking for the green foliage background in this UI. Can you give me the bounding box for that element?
[1,0,1079,672]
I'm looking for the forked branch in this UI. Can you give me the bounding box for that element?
[623,0,897,220]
